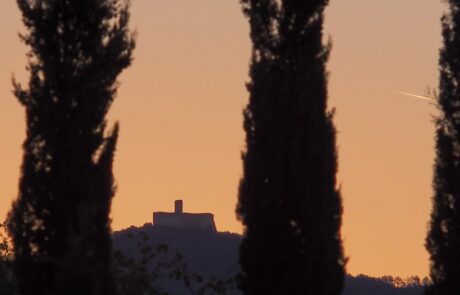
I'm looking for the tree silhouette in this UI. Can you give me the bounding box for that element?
[426,1,460,293]
[8,1,135,294]
[236,0,345,294]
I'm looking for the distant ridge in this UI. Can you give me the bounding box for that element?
[113,224,425,295]
[113,223,241,294]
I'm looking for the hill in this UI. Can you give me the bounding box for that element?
[112,223,241,294]
[112,224,425,295]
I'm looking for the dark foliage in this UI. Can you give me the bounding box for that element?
[0,221,16,295]
[113,225,239,295]
[425,1,460,294]
[236,0,345,294]
[8,1,135,294]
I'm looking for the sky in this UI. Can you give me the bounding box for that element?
[0,0,445,279]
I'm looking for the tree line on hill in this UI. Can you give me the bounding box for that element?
[110,226,431,295]
[0,220,431,295]
[2,0,460,294]
[343,274,426,295]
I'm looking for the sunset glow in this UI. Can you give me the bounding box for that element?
[0,0,445,279]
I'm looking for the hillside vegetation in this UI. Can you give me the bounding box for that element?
[113,224,426,295]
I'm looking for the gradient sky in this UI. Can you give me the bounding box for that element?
[0,0,446,278]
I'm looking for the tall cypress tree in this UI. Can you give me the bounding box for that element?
[426,1,460,293]
[8,1,134,294]
[236,0,344,294]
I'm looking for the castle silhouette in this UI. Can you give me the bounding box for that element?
[153,200,217,232]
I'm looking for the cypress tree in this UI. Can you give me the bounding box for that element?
[236,0,345,294]
[426,1,460,293]
[8,1,134,294]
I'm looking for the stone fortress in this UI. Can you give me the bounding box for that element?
[153,200,217,232]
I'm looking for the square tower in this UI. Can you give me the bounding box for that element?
[175,200,183,214]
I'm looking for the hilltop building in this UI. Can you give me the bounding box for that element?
[153,200,217,232]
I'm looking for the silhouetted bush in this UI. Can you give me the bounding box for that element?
[0,221,15,295]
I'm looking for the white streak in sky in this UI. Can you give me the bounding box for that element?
[398,91,436,105]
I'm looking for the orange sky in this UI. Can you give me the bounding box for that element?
[0,0,445,278]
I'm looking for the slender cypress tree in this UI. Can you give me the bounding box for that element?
[236,0,345,294]
[426,1,460,293]
[8,1,134,294]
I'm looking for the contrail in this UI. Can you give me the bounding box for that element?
[398,91,436,105]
